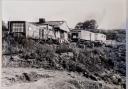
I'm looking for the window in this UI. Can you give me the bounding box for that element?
[12,23,24,32]
[60,31,64,38]
[72,33,78,38]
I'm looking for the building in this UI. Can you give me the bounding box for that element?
[32,18,70,43]
[8,20,56,40]
[71,29,95,42]
[45,20,70,43]
[8,19,70,43]
[8,21,26,38]
[71,29,106,43]
[33,23,56,40]
[8,21,40,39]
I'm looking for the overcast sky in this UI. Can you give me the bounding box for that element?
[2,0,127,29]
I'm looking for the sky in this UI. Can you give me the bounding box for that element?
[1,0,127,29]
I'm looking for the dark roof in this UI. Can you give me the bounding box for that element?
[30,23,49,27]
[8,21,26,23]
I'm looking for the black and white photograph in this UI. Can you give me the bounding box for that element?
[1,0,127,89]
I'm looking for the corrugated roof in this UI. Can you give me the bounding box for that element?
[30,21,64,27]
[30,21,70,32]
[45,21,65,27]
[46,21,70,32]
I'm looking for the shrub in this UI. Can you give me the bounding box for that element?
[56,43,73,53]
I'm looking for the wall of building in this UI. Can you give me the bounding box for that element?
[71,30,106,43]
[9,21,25,33]
[64,32,68,41]
[47,25,56,39]
[55,30,61,39]
[39,25,48,39]
[26,22,40,39]
[58,22,70,42]
[38,24,56,40]
[90,32,95,41]
[81,30,95,41]
[95,33,106,42]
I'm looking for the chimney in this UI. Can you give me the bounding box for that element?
[39,18,45,23]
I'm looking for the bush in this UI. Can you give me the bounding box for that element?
[56,43,73,53]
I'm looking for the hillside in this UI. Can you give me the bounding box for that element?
[2,68,121,89]
[2,29,126,89]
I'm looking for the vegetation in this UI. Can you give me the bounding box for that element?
[2,35,126,86]
[101,29,126,42]
[75,19,98,30]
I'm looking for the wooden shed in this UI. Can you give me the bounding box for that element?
[45,21,70,43]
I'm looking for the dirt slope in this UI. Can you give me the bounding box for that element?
[2,68,121,89]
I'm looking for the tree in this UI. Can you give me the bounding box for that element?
[75,19,98,29]
[83,19,98,29]
[75,22,84,29]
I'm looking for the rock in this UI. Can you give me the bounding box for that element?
[111,74,121,85]
[22,73,31,81]
[83,72,98,81]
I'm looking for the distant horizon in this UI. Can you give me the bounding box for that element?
[2,0,127,29]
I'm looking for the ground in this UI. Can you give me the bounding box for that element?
[2,68,121,89]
